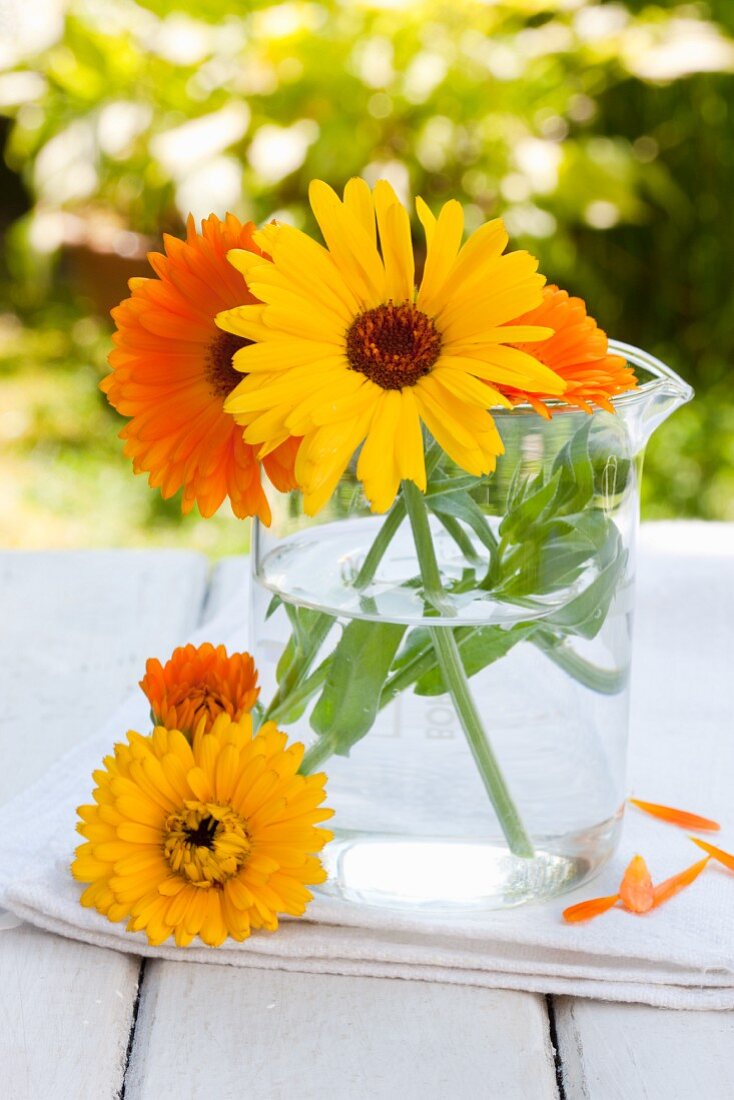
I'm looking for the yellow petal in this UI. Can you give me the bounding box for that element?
[395,386,426,491]
[417,199,464,314]
[357,390,403,512]
[442,350,566,394]
[432,365,513,409]
[374,180,414,302]
[416,195,437,247]
[343,176,376,246]
[232,340,342,375]
[309,179,386,307]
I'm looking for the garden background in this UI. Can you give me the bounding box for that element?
[1,0,733,556]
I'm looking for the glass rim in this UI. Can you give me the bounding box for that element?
[491,340,693,416]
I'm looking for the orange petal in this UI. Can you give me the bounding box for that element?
[562,894,619,923]
[652,856,710,908]
[630,798,720,833]
[619,854,654,913]
[690,836,734,872]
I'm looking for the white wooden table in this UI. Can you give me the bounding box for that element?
[1,527,733,1099]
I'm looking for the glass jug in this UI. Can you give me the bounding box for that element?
[250,343,692,911]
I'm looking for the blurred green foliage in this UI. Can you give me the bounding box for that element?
[1,0,733,551]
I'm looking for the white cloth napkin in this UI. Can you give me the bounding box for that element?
[1,523,733,1010]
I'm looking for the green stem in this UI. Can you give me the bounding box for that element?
[266,451,445,727]
[353,501,405,590]
[265,660,329,724]
[301,735,336,774]
[401,480,455,617]
[532,629,628,695]
[261,613,334,724]
[435,512,482,563]
[402,479,535,858]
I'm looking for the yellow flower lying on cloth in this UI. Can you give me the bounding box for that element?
[218,177,566,514]
[72,714,333,947]
[140,642,259,737]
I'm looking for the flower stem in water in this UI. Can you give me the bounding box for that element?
[402,479,535,859]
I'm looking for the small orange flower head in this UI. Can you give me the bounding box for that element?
[502,284,637,417]
[102,213,300,522]
[140,643,259,738]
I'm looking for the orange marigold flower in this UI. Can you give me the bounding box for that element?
[501,284,637,417]
[102,213,300,522]
[140,643,259,738]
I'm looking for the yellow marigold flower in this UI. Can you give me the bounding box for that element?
[218,178,565,515]
[140,642,259,738]
[501,284,637,416]
[102,213,300,523]
[72,715,333,947]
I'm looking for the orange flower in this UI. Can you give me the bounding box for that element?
[102,213,300,522]
[140,643,259,738]
[501,285,637,416]
[630,798,720,833]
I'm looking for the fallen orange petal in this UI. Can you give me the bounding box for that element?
[690,837,734,872]
[619,854,655,913]
[563,894,620,923]
[629,798,720,832]
[652,856,710,908]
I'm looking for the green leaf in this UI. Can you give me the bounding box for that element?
[544,544,628,639]
[265,594,282,620]
[413,622,536,695]
[498,468,562,542]
[275,606,334,688]
[310,619,407,756]
[550,418,594,515]
[427,489,498,553]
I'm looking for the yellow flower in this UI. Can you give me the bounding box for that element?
[218,178,565,515]
[72,714,333,947]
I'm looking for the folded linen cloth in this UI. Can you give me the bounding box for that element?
[1,525,733,1010]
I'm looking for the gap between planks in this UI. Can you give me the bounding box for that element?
[0,549,211,1100]
[122,556,560,1100]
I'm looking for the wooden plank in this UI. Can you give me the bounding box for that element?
[127,968,558,1100]
[554,998,734,1100]
[0,549,210,1100]
[0,549,210,799]
[126,555,558,1100]
[553,531,734,1100]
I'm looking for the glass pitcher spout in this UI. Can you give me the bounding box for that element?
[609,340,694,451]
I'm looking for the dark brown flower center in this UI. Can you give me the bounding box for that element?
[205,330,251,399]
[164,801,251,886]
[346,301,442,390]
[185,815,219,850]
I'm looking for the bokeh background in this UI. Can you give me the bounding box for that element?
[1,0,733,556]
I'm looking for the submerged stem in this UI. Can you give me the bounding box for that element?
[532,629,628,695]
[401,480,535,858]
